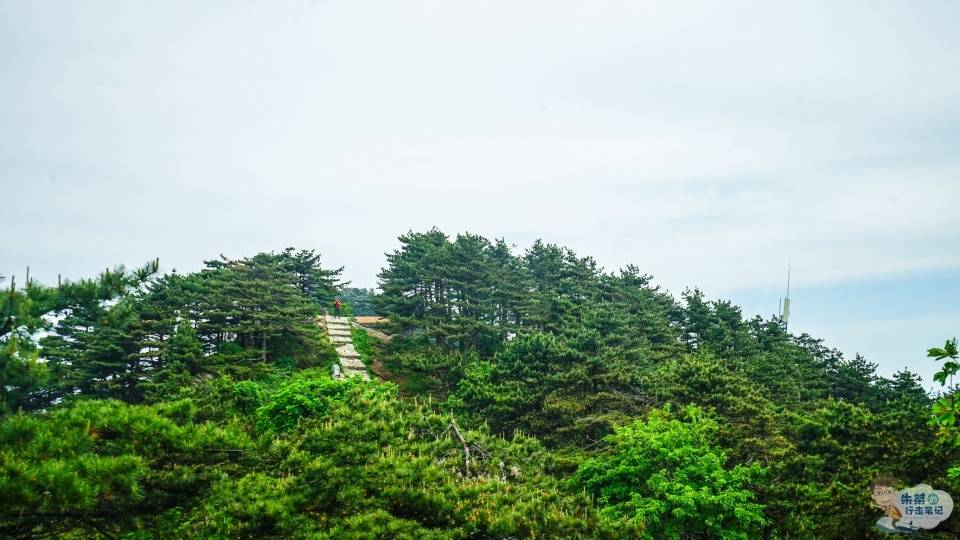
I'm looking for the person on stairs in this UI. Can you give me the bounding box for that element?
[333,297,343,318]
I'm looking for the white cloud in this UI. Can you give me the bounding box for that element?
[1,0,958,301]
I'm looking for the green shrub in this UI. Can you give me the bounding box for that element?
[255,371,361,433]
[574,406,766,539]
[233,380,265,414]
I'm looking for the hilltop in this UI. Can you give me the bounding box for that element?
[1,230,957,539]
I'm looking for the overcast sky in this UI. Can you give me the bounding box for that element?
[2,1,958,385]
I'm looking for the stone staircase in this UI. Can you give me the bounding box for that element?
[323,315,370,381]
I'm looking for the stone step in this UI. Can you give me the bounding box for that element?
[328,329,351,337]
[324,315,349,324]
[337,344,360,358]
[340,356,365,370]
[330,335,352,344]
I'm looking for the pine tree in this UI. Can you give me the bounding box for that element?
[251,247,344,305]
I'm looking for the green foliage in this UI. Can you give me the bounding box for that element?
[450,332,576,436]
[340,287,376,315]
[2,234,954,538]
[2,262,160,411]
[232,380,265,414]
[376,230,524,354]
[233,378,618,539]
[166,321,204,375]
[351,324,376,366]
[6,249,340,413]
[0,398,252,538]
[254,370,371,433]
[376,229,955,537]
[0,334,48,414]
[651,354,787,465]
[574,406,766,539]
[450,331,650,444]
[929,339,960,479]
[382,346,479,396]
[251,247,345,305]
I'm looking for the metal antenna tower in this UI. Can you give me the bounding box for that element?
[780,260,791,329]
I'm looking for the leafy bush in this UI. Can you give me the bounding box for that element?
[351,325,376,365]
[574,406,766,539]
[233,380,265,414]
[254,371,364,433]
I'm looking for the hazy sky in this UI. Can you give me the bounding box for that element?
[2,1,958,385]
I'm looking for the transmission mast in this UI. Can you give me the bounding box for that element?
[780,261,791,329]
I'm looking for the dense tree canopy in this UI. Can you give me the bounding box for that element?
[1,232,957,538]
[375,229,960,538]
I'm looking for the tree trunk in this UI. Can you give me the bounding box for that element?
[450,417,471,478]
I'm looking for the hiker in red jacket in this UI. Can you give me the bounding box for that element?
[333,297,343,317]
